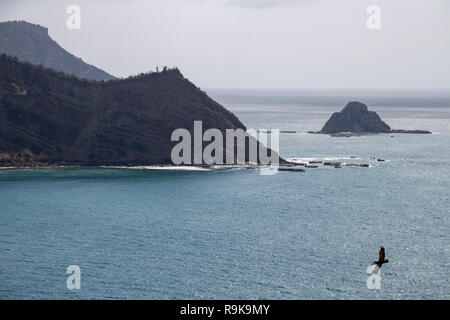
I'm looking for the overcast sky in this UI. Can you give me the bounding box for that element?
[1,0,449,89]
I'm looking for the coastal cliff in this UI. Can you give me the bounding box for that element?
[0,54,270,167]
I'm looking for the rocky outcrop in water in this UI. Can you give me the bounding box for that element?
[311,101,431,135]
[318,101,391,134]
[390,129,432,134]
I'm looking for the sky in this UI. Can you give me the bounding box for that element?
[1,0,449,90]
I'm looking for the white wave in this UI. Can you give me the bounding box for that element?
[135,166,213,171]
[100,165,212,171]
[100,164,258,171]
[210,165,252,170]
[286,156,362,163]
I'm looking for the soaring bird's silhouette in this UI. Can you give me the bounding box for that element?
[372,247,389,274]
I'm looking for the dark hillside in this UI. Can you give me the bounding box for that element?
[0,54,259,166]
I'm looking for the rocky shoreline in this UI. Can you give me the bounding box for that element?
[308,130,432,137]
[1,157,383,171]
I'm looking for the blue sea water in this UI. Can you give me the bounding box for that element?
[0,90,449,299]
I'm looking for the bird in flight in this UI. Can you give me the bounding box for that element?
[372,247,389,274]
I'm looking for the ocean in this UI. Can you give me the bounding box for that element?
[0,90,449,299]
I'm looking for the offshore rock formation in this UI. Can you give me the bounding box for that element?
[319,101,391,134]
[0,20,114,81]
[311,101,431,135]
[0,54,277,167]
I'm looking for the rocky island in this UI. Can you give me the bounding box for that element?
[310,101,431,136]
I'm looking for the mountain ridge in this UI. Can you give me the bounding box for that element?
[0,54,267,167]
[0,20,114,81]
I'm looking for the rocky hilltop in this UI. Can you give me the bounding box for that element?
[319,101,391,134]
[312,101,431,135]
[0,20,114,81]
[0,54,275,167]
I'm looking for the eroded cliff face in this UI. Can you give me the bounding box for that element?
[319,101,391,134]
[0,54,257,167]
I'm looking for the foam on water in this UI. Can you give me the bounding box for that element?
[100,165,212,171]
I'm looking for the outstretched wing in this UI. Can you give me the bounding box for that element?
[379,247,385,261]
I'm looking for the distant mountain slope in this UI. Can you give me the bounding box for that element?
[0,54,272,167]
[0,20,114,81]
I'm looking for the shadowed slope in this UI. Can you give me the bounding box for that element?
[0,54,276,167]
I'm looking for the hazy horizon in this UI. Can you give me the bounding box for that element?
[1,0,449,90]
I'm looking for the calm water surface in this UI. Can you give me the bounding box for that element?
[1,91,449,299]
